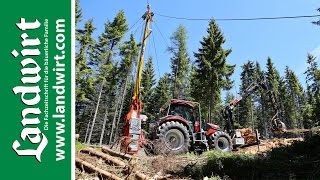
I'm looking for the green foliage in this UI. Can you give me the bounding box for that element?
[118,34,139,81]
[192,19,235,122]
[305,54,320,126]
[282,66,304,129]
[265,58,282,133]
[94,10,129,103]
[75,141,87,151]
[141,57,156,119]
[121,80,135,122]
[76,19,96,104]
[97,10,128,60]
[168,25,191,99]
[238,60,256,128]
[94,10,128,76]
[182,135,320,180]
[75,0,82,25]
[75,0,83,41]
[254,61,269,137]
[149,73,171,118]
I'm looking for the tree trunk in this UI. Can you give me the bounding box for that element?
[87,80,104,144]
[75,157,122,180]
[102,147,135,160]
[81,148,126,167]
[108,89,122,145]
[84,119,91,143]
[115,75,130,140]
[99,95,109,146]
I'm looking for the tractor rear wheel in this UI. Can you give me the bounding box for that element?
[157,121,190,155]
[209,131,233,152]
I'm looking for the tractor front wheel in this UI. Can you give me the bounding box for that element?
[157,121,190,155]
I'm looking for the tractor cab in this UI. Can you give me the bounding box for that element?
[160,99,200,129]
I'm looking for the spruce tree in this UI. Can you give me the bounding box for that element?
[265,57,282,132]
[238,61,256,128]
[141,57,156,119]
[87,10,128,144]
[254,62,269,137]
[284,66,304,129]
[305,54,320,126]
[168,25,191,99]
[149,73,171,118]
[102,34,139,144]
[75,0,83,41]
[192,19,235,122]
[76,19,96,107]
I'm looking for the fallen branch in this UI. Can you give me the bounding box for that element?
[102,146,135,160]
[81,148,126,167]
[75,157,122,180]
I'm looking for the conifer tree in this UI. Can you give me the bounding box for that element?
[305,54,320,126]
[284,66,304,129]
[253,62,269,136]
[149,73,171,118]
[141,57,156,118]
[192,19,235,122]
[168,25,191,99]
[265,58,282,132]
[238,61,256,128]
[87,10,128,144]
[76,19,96,109]
[75,0,83,41]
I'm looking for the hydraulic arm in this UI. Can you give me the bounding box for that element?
[223,75,286,134]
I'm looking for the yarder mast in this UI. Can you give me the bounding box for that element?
[121,4,154,154]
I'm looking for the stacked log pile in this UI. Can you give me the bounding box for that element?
[239,128,257,144]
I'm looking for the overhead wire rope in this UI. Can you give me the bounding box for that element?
[151,29,161,79]
[153,20,170,48]
[104,17,142,43]
[154,12,320,21]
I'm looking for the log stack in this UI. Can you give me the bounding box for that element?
[239,128,257,144]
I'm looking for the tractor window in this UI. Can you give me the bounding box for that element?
[169,105,194,122]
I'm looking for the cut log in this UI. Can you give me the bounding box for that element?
[239,128,257,144]
[102,146,135,160]
[135,171,151,180]
[81,148,126,167]
[75,157,122,180]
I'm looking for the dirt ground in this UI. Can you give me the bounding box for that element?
[75,137,303,180]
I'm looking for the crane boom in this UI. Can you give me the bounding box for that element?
[133,5,153,100]
[120,5,153,154]
[223,75,286,134]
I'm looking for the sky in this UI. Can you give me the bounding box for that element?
[79,0,320,95]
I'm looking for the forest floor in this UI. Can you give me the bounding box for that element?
[75,135,320,180]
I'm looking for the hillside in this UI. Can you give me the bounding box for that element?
[75,135,320,180]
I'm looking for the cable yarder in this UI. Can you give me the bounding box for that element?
[0,0,73,179]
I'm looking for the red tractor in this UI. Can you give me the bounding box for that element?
[149,99,236,154]
[148,76,286,155]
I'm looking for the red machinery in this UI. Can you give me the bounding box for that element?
[121,5,154,154]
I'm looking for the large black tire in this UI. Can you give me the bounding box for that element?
[157,121,190,155]
[209,131,233,152]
